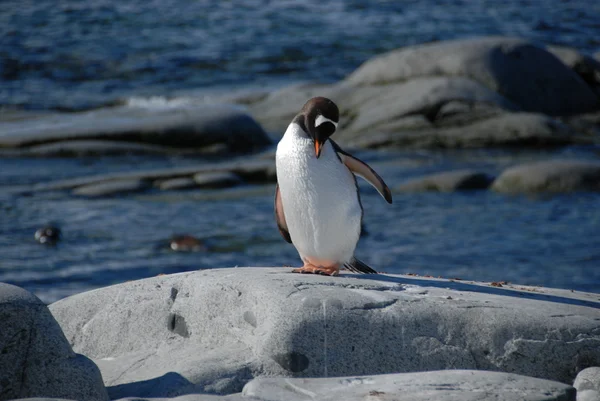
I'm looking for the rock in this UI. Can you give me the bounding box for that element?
[193,172,243,188]
[546,46,600,93]
[157,178,199,191]
[48,268,600,398]
[342,77,519,136]
[574,367,600,392]
[72,179,150,197]
[577,390,600,401]
[34,226,61,245]
[0,104,271,153]
[349,112,575,149]
[169,235,206,252]
[20,140,179,157]
[28,158,275,194]
[243,370,576,401]
[0,283,107,401]
[491,160,600,193]
[396,170,493,192]
[345,36,599,115]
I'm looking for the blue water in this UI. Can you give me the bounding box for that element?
[1,148,600,304]
[1,0,599,110]
[1,1,600,303]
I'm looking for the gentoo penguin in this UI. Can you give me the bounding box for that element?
[275,97,392,276]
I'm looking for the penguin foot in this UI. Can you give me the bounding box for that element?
[292,263,340,276]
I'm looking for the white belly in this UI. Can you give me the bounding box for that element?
[276,130,361,264]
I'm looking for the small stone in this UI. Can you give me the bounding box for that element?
[35,225,61,244]
[169,235,206,252]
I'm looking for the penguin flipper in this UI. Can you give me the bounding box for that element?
[330,140,392,204]
[275,184,292,243]
[344,257,378,274]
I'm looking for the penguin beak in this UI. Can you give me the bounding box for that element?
[314,140,324,159]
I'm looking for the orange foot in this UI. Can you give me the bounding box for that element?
[292,263,340,276]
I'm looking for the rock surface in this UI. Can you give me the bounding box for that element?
[0,104,271,153]
[345,36,599,116]
[573,367,600,398]
[240,37,599,149]
[48,268,600,398]
[0,283,107,401]
[492,160,600,193]
[243,370,576,401]
[72,178,150,197]
[396,170,493,192]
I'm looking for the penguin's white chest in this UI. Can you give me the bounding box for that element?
[276,125,362,264]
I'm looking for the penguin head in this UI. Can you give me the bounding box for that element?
[301,97,339,158]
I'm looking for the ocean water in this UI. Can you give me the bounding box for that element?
[1,0,599,111]
[1,1,600,303]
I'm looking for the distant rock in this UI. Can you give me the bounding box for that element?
[25,157,275,196]
[546,46,600,95]
[193,172,243,188]
[397,170,493,192]
[17,140,179,157]
[34,225,61,245]
[241,37,599,150]
[169,235,206,252]
[244,370,575,401]
[48,268,600,398]
[492,160,600,193]
[72,179,150,197]
[157,178,199,191]
[0,104,271,155]
[0,283,107,401]
[348,112,574,149]
[345,36,599,116]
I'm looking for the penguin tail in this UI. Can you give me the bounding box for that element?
[344,257,378,274]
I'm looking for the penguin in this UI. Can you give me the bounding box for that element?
[275,97,392,276]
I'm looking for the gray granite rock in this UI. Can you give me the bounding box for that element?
[24,157,274,194]
[49,268,600,398]
[0,104,271,153]
[345,36,599,115]
[17,140,179,157]
[72,179,149,197]
[193,172,243,188]
[396,170,493,192]
[157,178,199,191]
[244,370,575,401]
[0,283,107,401]
[348,112,574,149]
[546,46,600,94]
[492,160,600,193]
[574,367,600,393]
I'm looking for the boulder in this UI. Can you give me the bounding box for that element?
[491,160,600,193]
[546,46,600,94]
[48,268,600,398]
[574,366,600,389]
[0,283,107,401]
[72,179,150,197]
[157,178,199,191]
[243,370,576,401]
[345,36,599,115]
[396,170,493,192]
[17,140,179,157]
[193,172,243,188]
[25,157,275,194]
[0,104,271,153]
[348,112,575,149]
